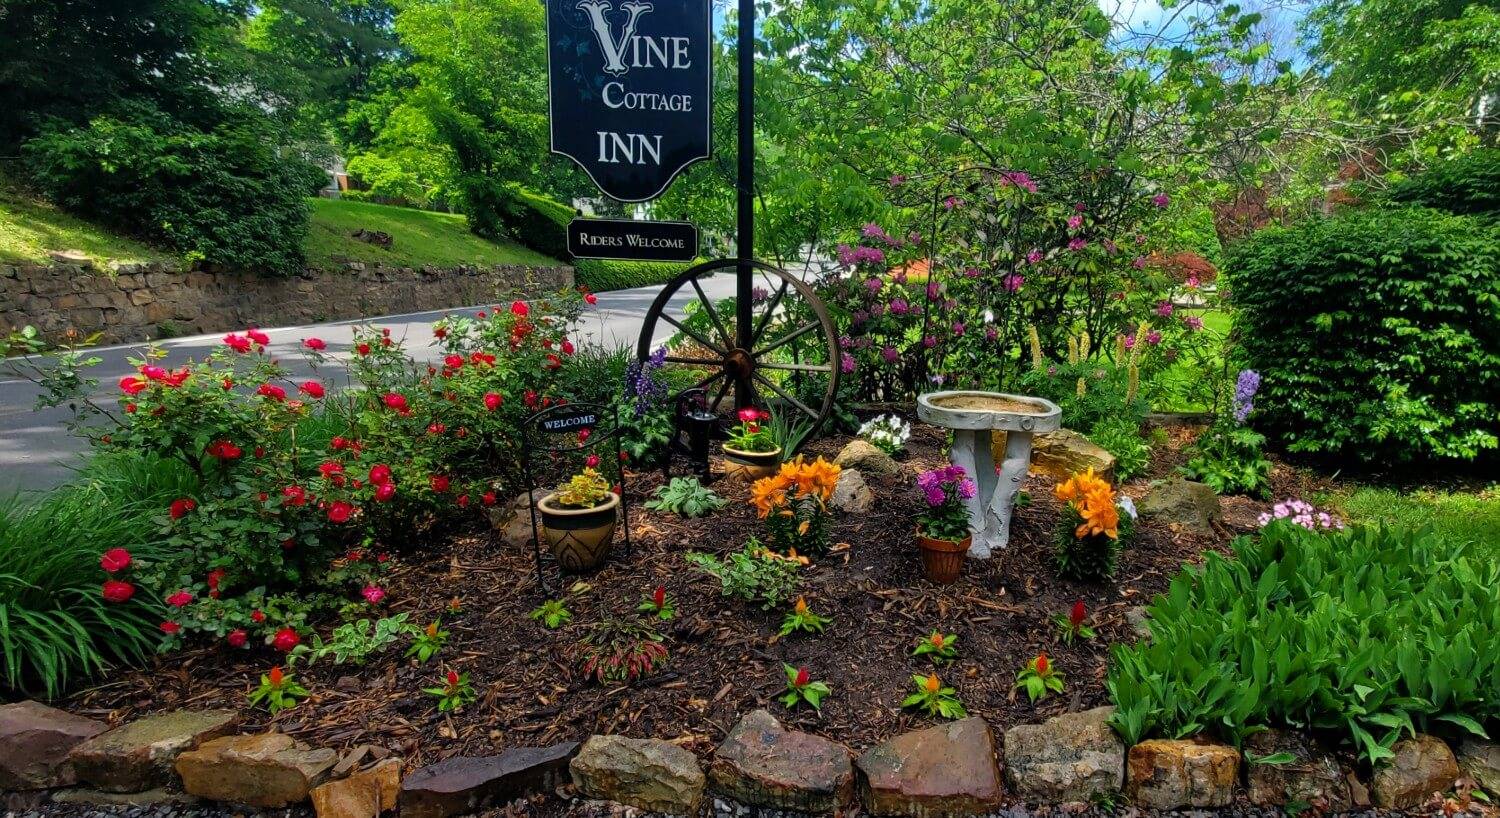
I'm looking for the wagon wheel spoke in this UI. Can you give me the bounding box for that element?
[712,375,735,412]
[751,280,790,346]
[753,372,819,422]
[664,355,722,367]
[689,277,733,349]
[659,313,728,356]
[689,370,725,393]
[755,320,822,358]
[757,361,833,373]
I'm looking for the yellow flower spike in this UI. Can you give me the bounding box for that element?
[924,673,941,694]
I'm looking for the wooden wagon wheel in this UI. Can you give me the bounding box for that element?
[636,258,841,439]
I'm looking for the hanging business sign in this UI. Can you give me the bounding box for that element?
[546,0,712,202]
[567,217,698,262]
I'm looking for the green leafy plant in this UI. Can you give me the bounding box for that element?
[644,477,727,518]
[781,664,831,710]
[1089,418,1152,481]
[529,599,573,629]
[576,619,668,684]
[902,673,967,719]
[287,614,415,668]
[1107,522,1500,763]
[726,407,776,452]
[1016,653,1065,702]
[768,411,815,460]
[778,596,831,636]
[636,585,676,620]
[423,669,477,712]
[1180,421,1273,498]
[405,621,449,663]
[554,467,612,508]
[684,540,803,610]
[248,666,309,715]
[1055,601,1097,644]
[912,632,959,664]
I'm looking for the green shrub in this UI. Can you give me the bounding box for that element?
[22,104,322,274]
[574,258,691,293]
[497,185,573,260]
[1229,206,1500,463]
[1014,359,1148,435]
[1179,421,1273,498]
[1088,418,1151,481]
[1107,523,1500,762]
[1384,148,1500,217]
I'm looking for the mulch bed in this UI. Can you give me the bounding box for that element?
[60,421,1292,805]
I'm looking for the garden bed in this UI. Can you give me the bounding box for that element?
[55,424,1289,793]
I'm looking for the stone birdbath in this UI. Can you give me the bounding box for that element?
[916,391,1062,558]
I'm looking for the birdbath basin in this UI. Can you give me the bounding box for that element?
[916,391,1062,558]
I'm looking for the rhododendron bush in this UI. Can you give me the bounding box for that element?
[33,290,592,649]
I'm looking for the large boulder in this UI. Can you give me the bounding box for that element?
[830,469,874,514]
[1372,734,1459,809]
[0,700,107,790]
[856,717,1002,816]
[401,743,577,818]
[834,440,899,476]
[1458,739,1500,794]
[570,735,704,816]
[310,757,402,818]
[1011,429,1116,483]
[174,732,337,808]
[1003,706,1124,803]
[68,709,239,793]
[1125,738,1239,809]
[1244,729,1351,811]
[1138,477,1222,536]
[710,709,854,812]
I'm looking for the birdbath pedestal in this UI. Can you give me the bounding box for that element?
[916,391,1062,558]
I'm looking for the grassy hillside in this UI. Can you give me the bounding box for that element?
[0,192,559,270]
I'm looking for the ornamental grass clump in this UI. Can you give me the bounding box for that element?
[750,457,842,556]
[1053,468,1134,580]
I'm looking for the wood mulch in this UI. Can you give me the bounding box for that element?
[61,421,1288,787]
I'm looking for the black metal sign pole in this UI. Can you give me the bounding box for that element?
[735,0,755,410]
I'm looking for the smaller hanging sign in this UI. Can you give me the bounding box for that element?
[535,405,602,435]
[567,218,698,262]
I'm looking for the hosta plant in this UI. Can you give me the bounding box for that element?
[778,596,831,636]
[644,477,726,518]
[248,666,308,715]
[1055,601,1096,644]
[749,457,842,556]
[912,632,959,664]
[902,673,967,719]
[405,621,449,663]
[1016,653,1065,702]
[424,669,477,712]
[781,664,831,710]
[576,620,668,684]
[636,585,676,621]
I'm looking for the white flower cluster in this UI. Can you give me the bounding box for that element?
[858,414,911,455]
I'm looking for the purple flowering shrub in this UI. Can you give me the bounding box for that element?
[915,465,977,542]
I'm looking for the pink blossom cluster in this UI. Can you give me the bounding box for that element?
[1257,499,1344,531]
[916,464,977,507]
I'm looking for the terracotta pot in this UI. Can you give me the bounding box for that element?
[721,444,782,481]
[916,531,970,584]
[537,491,620,572]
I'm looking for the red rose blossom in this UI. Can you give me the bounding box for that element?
[100,548,132,573]
[251,609,266,623]
[226,629,248,648]
[166,590,192,607]
[169,497,197,519]
[161,621,182,635]
[327,501,355,523]
[303,337,327,350]
[374,482,397,502]
[356,342,371,356]
[382,392,409,412]
[369,464,392,485]
[257,383,287,401]
[361,585,386,604]
[102,580,135,603]
[119,375,147,395]
[429,474,451,493]
[272,627,300,652]
[299,381,325,399]
[510,300,529,316]
[483,392,502,411]
[206,439,242,460]
[246,328,270,346]
[223,333,252,353]
[585,292,598,305]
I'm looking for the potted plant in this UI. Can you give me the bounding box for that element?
[722,406,780,480]
[914,464,977,583]
[537,467,619,571]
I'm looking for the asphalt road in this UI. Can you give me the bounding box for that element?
[0,273,741,496]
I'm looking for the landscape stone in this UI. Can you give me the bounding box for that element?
[856,716,1002,816]
[834,439,899,476]
[570,735,705,816]
[1018,429,1116,483]
[830,468,874,514]
[1458,739,1500,793]
[1244,729,1351,811]
[1004,706,1124,803]
[710,709,854,812]
[1124,606,1151,639]
[0,700,107,790]
[174,732,337,808]
[1371,734,1458,809]
[1125,738,1238,809]
[402,743,578,818]
[1138,477,1222,536]
[489,489,548,549]
[311,757,402,818]
[68,708,239,792]
[50,786,199,808]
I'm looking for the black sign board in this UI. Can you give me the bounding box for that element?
[536,406,601,435]
[546,0,712,202]
[568,218,698,262]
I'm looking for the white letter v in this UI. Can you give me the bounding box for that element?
[576,0,653,76]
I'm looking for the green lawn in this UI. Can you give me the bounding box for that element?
[0,190,170,265]
[1323,484,1500,555]
[304,198,557,269]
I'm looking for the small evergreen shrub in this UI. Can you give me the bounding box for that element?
[1230,206,1500,463]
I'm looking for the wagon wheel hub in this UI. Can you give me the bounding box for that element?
[724,348,755,380]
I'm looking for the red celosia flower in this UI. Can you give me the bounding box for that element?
[1036,653,1050,675]
[430,475,450,493]
[206,439,242,460]
[299,381,325,399]
[382,392,408,412]
[327,501,355,523]
[169,497,196,519]
[161,621,182,635]
[362,585,386,605]
[246,328,270,346]
[119,375,147,395]
[102,580,135,603]
[303,337,326,350]
[251,609,266,623]
[446,669,460,687]
[483,392,502,411]
[166,590,192,607]
[369,464,392,485]
[794,666,810,687]
[272,627,300,652]
[374,482,397,502]
[226,629,248,648]
[1070,601,1086,628]
[653,586,666,608]
[100,548,132,573]
[223,333,252,353]
[257,383,286,401]
[510,300,529,316]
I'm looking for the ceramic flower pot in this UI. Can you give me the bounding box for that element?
[916,531,971,584]
[721,444,782,481]
[537,491,620,572]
